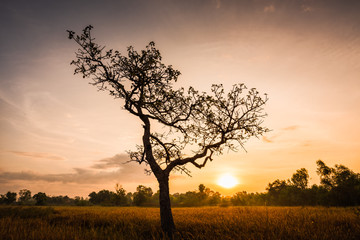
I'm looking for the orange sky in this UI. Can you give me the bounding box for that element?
[1,0,360,197]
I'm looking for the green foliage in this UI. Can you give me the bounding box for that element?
[231,191,267,206]
[133,185,153,206]
[171,184,222,207]
[87,184,129,206]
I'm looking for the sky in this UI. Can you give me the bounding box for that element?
[1,0,360,197]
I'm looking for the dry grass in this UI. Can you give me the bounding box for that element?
[1,206,359,240]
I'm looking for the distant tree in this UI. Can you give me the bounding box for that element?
[47,195,73,206]
[33,192,47,205]
[200,186,222,206]
[198,184,206,193]
[266,179,293,205]
[126,192,133,205]
[88,191,98,205]
[18,189,32,204]
[197,184,207,204]
[67,25,268,237]
[74,196,90,206]
[207,190,221,206]
[3,191,17,205]
[115,184,128,206]
[316,160,334,190]
[133,185,153,206]
[88,189,121,206]
[291,168,309,190]
[231,191,249,206]
[150,190,160,206]
[19,189,31,201]
[316,160,360,206]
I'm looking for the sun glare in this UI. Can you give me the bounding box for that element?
[217,174,238,188]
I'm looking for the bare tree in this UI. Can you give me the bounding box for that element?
[67,25,269,237]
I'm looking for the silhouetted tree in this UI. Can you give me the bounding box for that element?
[1,191,17,205]
[33,192,47,205]
[316,160,334,190]
[198,184,206,193]
[74,196,90,206]
[88,189,121,206]
[67,25,268,237]
[197,184,207,204]
[266,179,290,205]
[18,189,32,205]
[47,195,74,206]
[231,191,249,206]
[291,168,309,190]
[115,184,129,206]
[316,160,360,206]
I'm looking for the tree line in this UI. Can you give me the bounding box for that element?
[1,160,359,207]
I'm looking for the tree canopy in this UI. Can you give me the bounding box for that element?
[67,25,269,177]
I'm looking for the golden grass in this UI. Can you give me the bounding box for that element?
[0,206,359,240]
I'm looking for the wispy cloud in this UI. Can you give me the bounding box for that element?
[0,162,149,185]
[264,4,275,13]
[91,154,129,169]
[215,0,221,9]
[282,125,299,131]
[302,5,314,12]
[8,151,66,161]
[261,125,300,143]
[262,136,273,143]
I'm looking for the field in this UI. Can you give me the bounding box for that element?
[1,206,359,240]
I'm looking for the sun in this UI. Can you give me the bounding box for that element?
[217,173,239,188]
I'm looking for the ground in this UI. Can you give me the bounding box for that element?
[1,206,359,239]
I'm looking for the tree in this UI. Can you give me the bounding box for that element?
[291,168,309,190]
[3,191,17,205]
[316,160,334,190]
[67,25,268,237]
[33,192,47,205]
[266,179,288,205]
[115,184,128,206]
[316,160,360,206]
[18,189,32,205]
[133,185,153,206]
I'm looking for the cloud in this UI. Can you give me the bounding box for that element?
[302,5,314,12]
[91,154,129,169]
[215,0,221,9]
[0,152,153,185]
[8,151,66,161]
[260,125,300,143]
[262,136,273,143]
[0,164,149,185]
[282,125,299,131]
[264,4,275,13]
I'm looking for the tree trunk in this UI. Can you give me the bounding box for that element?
[158,176,175,239]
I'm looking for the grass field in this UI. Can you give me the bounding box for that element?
[1,206,359,240]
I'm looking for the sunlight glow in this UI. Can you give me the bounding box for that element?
[217,174,239,188]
